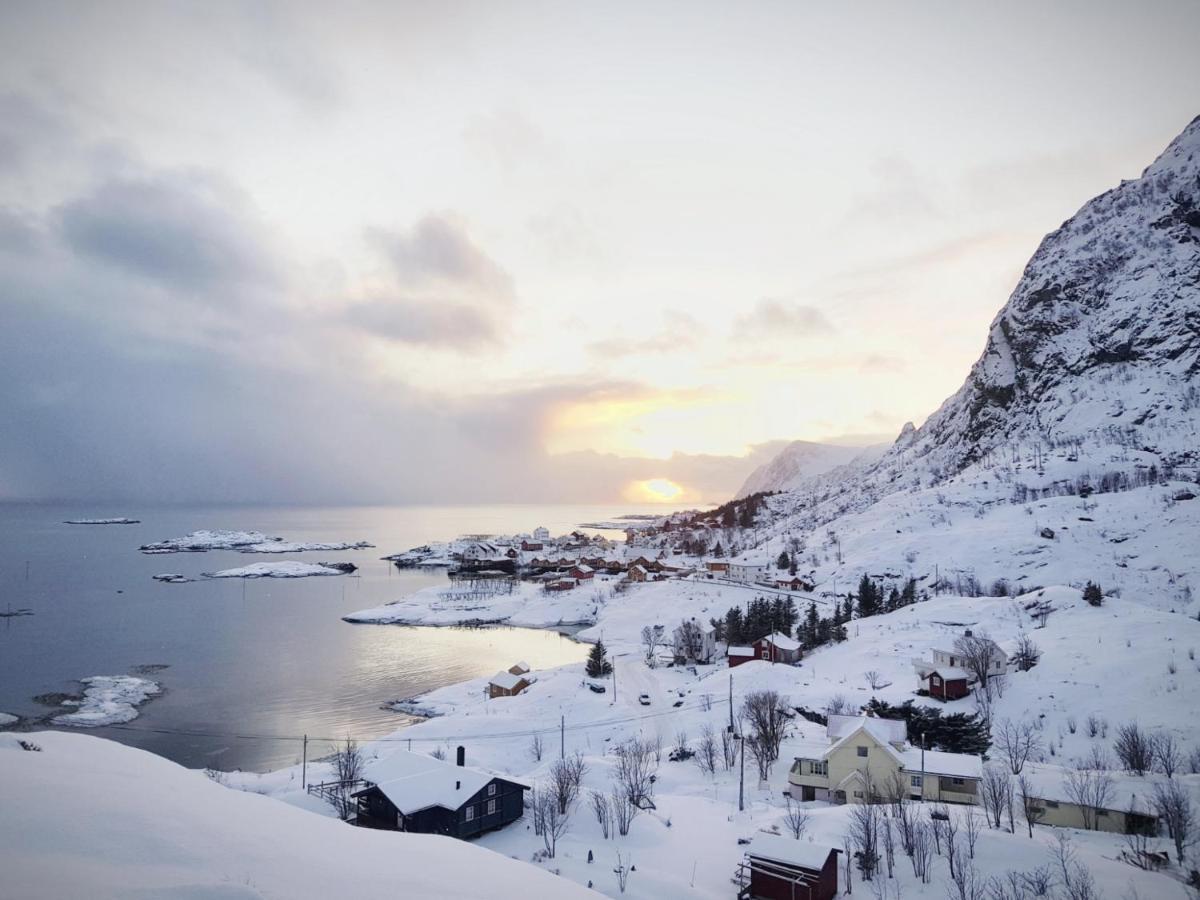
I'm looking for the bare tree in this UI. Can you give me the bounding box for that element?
[1017,773,1044,838]
[720,725,738,770]
[995,719,1042,774]
[947,853,985,900]
[641,624,662,667]
[1063,768,1114,831]
[589,789,612,839]
[910,822,932,883]
[881,817,895,879]
[1151,732,1183,778]
[551,752,588,814]
[673,619,706,663]
[610,785,638,836]
[613,738,657,809]
[331,737,365,821]
[930,806,947,854]
[1153,778,1195,864]
[529,732,544,761]
[1113,722,1153,774]
[1051,833,1101,900]
[782,797,810,839]
[534,786,569,857]
[849,802,882,880]
[954,630,1003,691]
[827,694,851,716]
[865,670,888,690]
[946,814,961,879]
[747,735,774,782]
[980,766,1013,830]
[1012,634,1041,672]
[694,723,718,776]
[964,807,982,858]
[613,850,633,894]
[741,690,789,777]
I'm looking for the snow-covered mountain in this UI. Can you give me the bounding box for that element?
[735,440,887,497]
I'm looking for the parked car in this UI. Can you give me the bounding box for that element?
[638,693,651,706]
[587,683,607,694]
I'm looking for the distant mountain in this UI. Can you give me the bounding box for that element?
[735,440,887,497]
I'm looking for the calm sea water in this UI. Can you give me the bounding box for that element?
[0,503,658,771]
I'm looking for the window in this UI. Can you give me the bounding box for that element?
[487,799,497,815]
[857,746,868,758]
[853,791,863,799]
[812,760,827,776]
[465,805,475,822]
[910,775,923,787]
[1045,800,1059,809]
[1097,809,1109,818]
[951,777,965,786]
[488,784,497,797]
[762,649,770,659]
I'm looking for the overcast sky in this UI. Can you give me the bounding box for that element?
[1,1,1197,506]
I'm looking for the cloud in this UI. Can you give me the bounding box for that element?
[463,109,553,172]
[342,296,502,350]
[55,170,278,293]
[367,214,513,302]
[732,299,833,339]
[588,311,705,359]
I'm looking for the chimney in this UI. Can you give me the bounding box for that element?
[456,745,466,767]
[455,780,460,790]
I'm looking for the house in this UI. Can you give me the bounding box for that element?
[1018,763,1163,835]
[569,564,594,581]
[487,670,533,698]
[354,746,528,838]
[754,632,802,665]
[736,835,840,900]
[461,541,501,561]
[532,526,550,542]
[913,629,1007,697]
[671,617,718,664]
[787,713,981,805]
[728,646,756,667]
[546,579,576,592]
[628,564,650,583]
[628,556,662,573]
[773,575,813,592]
[520,539,544,552]
[507,661,530,676]
[729,561,771,584]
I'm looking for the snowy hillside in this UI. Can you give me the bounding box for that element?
[736,441,887,498]
[0,731,591,900]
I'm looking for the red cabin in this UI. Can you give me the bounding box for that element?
[927,667,970,701]
[738,836,839,900]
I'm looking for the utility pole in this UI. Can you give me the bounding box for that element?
[728,674,734,732]
[920,732,926,801]
[612,660,617,704]
[560,715,565,759]
[302,734,308,789]
[738,734,745,812]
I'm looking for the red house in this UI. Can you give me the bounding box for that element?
[728,646,756,668]
[927,667,970,701]
[569,564,594,581]
[753,632,802,665]
[520,540,544,552]
[737,835,839,900]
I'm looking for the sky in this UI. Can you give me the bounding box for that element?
[1,1,1198,506]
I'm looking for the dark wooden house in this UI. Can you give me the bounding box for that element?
[927,667,970,701]
[353,746,528,839]
[737,835,839,900]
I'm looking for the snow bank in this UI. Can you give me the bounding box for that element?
[140,530,373,554]
[0,731,592,900]
[0,713,17,727]
[51,676,161,727]
[205,561,348,579]
[152,573,192,583]
[347,579,604,628]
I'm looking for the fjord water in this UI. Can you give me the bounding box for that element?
[0,503,652,771]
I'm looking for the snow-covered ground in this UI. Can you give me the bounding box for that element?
[0,712,18,727]
[205,561,350,579]
[51,675,161,727]
[346,578,612,627]
[0,731,592,900]
[139,529,373,554]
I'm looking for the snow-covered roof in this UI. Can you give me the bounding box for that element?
[762,632,800,651]
[573,564,593,573]
[747,834,838,871]
[510,661,530,674]
[362,750,528,816]
[927,666,971,680]
[901,748,982,780]
[728,646,755,656]
[1015,763,1195,816]
[827,714,906,745]
[827,723,906,765]
[488,671,528,691]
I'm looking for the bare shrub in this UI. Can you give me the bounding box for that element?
[827,693,851,716]
[1113,722,1153,774]
[1153,778,1195,864]
[996,719,1042,774]
[529,732,544,761]
[741,690,788,778]
[1017,773,1045,838]
[720,726,738,770]
[782,797,810,839]
[848,802,881,880]
[589,789,612,839]
[1151,731,1182,778]
[694,724,718,776]
[1052,833,1101,900]
[330,737,365,821]
[980,766,1013,830]
[610,786,638,836]
[613,738,657,809]
[1013,634,1041,671]
[864,670,887,690]
[533,786,569,857]
[551,752,587,814]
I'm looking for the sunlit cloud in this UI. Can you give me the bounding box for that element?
[624,477,685,504]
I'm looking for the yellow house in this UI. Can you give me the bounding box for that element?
[787,714,981,805]
[1018,763,1165,835]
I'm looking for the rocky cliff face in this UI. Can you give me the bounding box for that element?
[735,441,886,497]
[908,115,1200,475]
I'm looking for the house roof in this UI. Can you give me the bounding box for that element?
[361,750,528,816]
[629,565,647,575]
[747,834,838,872]
[927,666,971,681]
[827,714,907,746]
[509,661,530,674]
[901,748,982,780]
[1014,763,1195,816]
[573,564,593,573]
[826,723,907,766]
[761,632,800,651]
[488,671,528,691]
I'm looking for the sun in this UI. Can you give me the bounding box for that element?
[627,478,684,504]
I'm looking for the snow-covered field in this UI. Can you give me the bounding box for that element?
[51,675,162,727]
[0,731,592,900]
[205,561,350,579]
[139,529,373,554]
[346,578,611,627]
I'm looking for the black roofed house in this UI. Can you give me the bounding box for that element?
[353,746,528,839]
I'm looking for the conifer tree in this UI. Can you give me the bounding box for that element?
[586,640,613,677]
[776,551,790,570]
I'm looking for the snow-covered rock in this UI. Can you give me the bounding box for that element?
[139,530,373,554]
[0,713,18,727]
[204,561,349,579]
[63,517,140,525]
[737,440,887,497]
[152,573,191,583]
[51,676,161,727]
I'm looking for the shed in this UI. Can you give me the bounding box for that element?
[488,670,532,698]
[926,666,970,701]
[738,835,839,900]
[728,646,756,668]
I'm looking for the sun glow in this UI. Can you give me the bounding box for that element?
[626,478,685,504]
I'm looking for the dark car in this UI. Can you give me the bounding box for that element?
[587,683,607,694]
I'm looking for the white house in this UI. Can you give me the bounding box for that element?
[532,526,550,542]
[672,617,718,664]
[728,560,771,584]
[913,629,1007,696]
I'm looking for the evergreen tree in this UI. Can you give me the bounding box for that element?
[783,597,798,634]
[901,578,917,606]
[711,541,725,558]
[800,601,820,649]
[856,574,880,618]
[1083,581,1103,607]
[776,551,790,571]
[886,586,901,612]
[724,606,744,645]
[586,640,613,677]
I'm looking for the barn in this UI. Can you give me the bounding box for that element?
[353,747,528,839]
[737,835,839,900]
